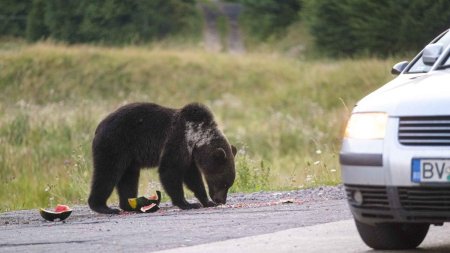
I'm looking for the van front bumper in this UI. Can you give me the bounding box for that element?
[344,184,450,224]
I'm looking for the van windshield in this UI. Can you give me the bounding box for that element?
[407,30,450,73]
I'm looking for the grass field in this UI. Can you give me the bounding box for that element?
[0,42,400,212]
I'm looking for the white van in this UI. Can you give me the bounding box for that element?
[340,29,450,250]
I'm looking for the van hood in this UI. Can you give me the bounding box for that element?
[354,70,450,116]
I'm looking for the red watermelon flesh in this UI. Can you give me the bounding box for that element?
[55,204,71,213]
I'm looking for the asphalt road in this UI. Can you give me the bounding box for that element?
[2,186,448,252]
[158,220,450,253]
[0,187,350,252]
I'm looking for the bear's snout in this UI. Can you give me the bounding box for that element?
[212,189,228,204]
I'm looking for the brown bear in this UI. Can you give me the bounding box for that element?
[88,102,237,214]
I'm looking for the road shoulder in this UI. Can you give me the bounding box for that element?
[155,219,450,253]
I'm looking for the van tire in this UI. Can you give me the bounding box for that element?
[354,219,429,250]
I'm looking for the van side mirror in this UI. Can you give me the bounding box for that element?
[391,61,409,75]
[422,44,443,66]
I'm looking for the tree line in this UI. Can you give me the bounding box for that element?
[1,0,450,56]
[0,0,198,44]
[304,0,450,57]
[229,0,450,57]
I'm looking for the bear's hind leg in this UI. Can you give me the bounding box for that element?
[88,171,121,214]
[117,167,140,211]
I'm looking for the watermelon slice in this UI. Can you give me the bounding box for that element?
[140,203,159,213]
[149,190,161,205]
[127,190,161,212]
[40,204,72,221]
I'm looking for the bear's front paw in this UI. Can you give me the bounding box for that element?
[176,202,202,210]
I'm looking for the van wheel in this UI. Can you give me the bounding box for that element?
[354,219,429,250]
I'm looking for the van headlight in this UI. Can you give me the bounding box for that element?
[344,112,388,139]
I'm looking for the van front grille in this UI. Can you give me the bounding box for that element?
[398,186,450,212]
[398,116,450,146]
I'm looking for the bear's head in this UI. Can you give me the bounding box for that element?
[182,103,237,205]
[193,142,237,205]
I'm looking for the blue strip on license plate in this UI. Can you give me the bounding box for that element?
[412,159,421,183]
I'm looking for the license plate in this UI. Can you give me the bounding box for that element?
[412,158,450,183]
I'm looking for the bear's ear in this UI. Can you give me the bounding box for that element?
[213,148,227,162]
[231,145,237,157]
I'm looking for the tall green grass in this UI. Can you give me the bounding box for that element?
[0,43,398,211]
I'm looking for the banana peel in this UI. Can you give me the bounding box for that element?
[128,190,161,213]
[40,204,72,221]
